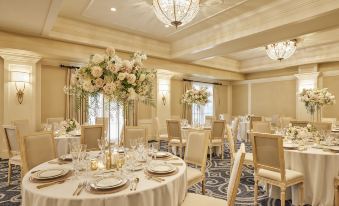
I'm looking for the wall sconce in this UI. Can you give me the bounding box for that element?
[10,71,30,104]
[159,83,169,106]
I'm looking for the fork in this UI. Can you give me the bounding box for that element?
[76,181,87,196]
[73,183,82,196]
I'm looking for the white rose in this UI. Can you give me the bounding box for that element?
[127,74,136,84]
[91,54,104,64]
[122,60,132,70]
[139,73,146,82]
[91,66,103,78]
[94,78,104,88]
[118,72,126,81]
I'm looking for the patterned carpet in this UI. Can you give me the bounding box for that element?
[0,142,292,206]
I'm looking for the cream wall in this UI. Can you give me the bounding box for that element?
[170,79,184,117]
[214,85,229,116]
[232,84,248,116]
[322,75,339,119]
[41,65,66,123]
[251,80,296,117]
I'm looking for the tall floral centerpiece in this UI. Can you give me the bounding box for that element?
[299,88,335,122]
[65,48,156,167]
[181,87,209,127]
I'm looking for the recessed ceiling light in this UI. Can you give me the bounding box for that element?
[165,25,170,28]
[110,7,117,12]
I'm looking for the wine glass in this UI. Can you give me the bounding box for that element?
[97,138,106,155]
[130,139,137,151]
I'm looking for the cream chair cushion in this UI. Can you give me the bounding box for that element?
[9,155,21,165]
[187,167,204,187]
[258,168,304,182]
[169,139,186,144]
[245,153,253,163]
[182,193,226,206]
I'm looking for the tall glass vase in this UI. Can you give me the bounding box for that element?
[193,104,202,128]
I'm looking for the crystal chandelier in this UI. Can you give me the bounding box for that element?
[153,0,200,28]
[265,39,297,61]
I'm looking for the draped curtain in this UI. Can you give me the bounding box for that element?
[65,68,88,124]
[213,85,219,118]
[182,81,192,123]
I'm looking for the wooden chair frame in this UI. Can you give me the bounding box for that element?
[166,120,185,157]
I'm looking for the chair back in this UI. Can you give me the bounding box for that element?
[250,116,262,129]
[12,119,31,137]
[46,117,63,125]
[20,132,56,174]
[280,117,294,128]
[80,125,104,150]
[250,132,286,182]
[226,125,236,163]
[291,120,309,127]
[211,120,226,140]
[124,126,147,148]
[312,122,332,132]
[205,115,215,126]
[226,148,245,206]
[170,115,181,120]
[184,132,209,169]
[138,119,154,140]
[95,117,108,134]
[321,118,336,129]
[252,121,271,133]
[3,125,20,156]
[166,120,182,141]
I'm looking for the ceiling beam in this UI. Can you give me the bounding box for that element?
[241,41,339,72]
[41,0,64,35]
[171,0,339,61]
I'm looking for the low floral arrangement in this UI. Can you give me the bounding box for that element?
[299,88,335,114]
[286,123,316,141]
[181,87,210,105]
[64,47,156,104]
[60,119,79,132]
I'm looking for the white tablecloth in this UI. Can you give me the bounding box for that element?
[270,147,339,206]
[22,153,187,206]
[238,122,249,142]
[54,135,80,157]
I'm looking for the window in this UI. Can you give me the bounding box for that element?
[88,94,123,143]
[191,82,214,124]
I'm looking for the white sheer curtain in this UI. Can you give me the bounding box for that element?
[191,82,214,125]
[88,94,123,143]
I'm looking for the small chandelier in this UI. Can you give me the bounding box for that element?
[265,39,297,61]
[153,0,200,28]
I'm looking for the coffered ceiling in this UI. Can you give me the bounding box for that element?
[1,0,339,79]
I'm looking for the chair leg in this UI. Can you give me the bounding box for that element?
[209,146,212,161]
[280,187,286,206]
[221,145,224,160]
[299,182,304,206]
[202,179,206,195]
[179,146,182,158]
[265,183,269,195]
[254,179,258,205]
[7,163,12,185]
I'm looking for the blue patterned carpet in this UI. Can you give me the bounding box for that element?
[0,141,292,206]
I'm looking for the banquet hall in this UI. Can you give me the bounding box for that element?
[1,0,339,206]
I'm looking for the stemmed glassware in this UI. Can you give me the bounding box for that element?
[97,138,107,155]
[69,143,87,179]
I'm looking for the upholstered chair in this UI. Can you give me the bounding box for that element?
[226,125,253,167]
[209,120,226,160]
[124,126,147,148]
[80,125,104,151]
[185,132,209,194]
[12,119,31,137]
[251,132,304,206]
[252,121,271,134]
[166,120,186,157]
[321,118,337,129]
[153,117,168,141]
[290,120,309,127]
[181,148,245,206]
[20,132,56,175]
[335,176,339,206]
[312,122,332,132]
[3,125,21,185]
[249,116,263,130]
[95,117,108,135]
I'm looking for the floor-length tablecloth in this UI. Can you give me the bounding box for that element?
[22,153,187,206]
[270,148,339,206]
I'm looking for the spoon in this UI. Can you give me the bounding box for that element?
[133,178,140,191]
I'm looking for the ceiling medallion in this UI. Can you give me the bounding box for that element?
[265,39,297,61]
[153,0,200,28]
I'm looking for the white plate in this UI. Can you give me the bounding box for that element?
[329,146,339,152]
[155,152,170,158]
[148,163,176,174]
[59,154,72,161]
[34,169,68,180]
[283,143,299,149]
[91,176,126,189]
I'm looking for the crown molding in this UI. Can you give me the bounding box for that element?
[232,75,296,85]
[0,48,41,64]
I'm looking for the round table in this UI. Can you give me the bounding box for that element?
[22,152,187,206]
[270,146,339,206]
[54,135,80,157]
